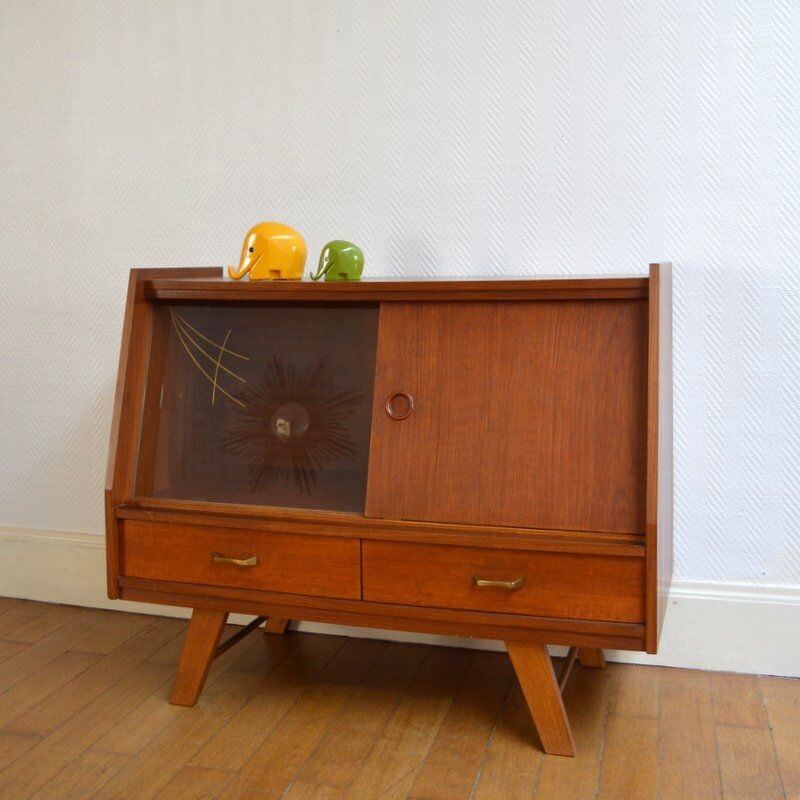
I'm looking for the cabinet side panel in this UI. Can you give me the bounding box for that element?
[105,273,153,597]
[105,268,221,598]
[646,263,673,652]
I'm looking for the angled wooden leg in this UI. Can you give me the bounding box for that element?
[170,609,228,706]
[506,641,576,757]
[577,647,606,669]
[264,617,290,635]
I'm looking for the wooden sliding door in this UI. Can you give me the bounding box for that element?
[365,300,648,533]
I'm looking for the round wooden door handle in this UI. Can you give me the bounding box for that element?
[385,391,414,420]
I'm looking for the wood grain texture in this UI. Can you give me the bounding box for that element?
[0,597,21,613]
[0,601,47,640]
[408,652,512,799]
[366,299,648,533]
[143,274,649,304]
[0,650,99,729]
[363,540,645,623]
[0,608,154,697]
[646,262,673,653]
[119,579,646,650]
[660,669,721,800]
[294,643,428,788]
[0,659,175,798]
[470,687,543,800]
[0,601,73,643]
[597,716,659,800]
[342,692,454,799]
[0,602,796,799]
[95,630,273,759]
[577,647,606,668]
[505,641,575,757]
[607,663,661,720]
[760,676,800,799]
[6,621,181,738]
[328,648,471,799]
[28,750,131,800]
[117,501,646,556]
[282,782,345,800]
[215,682,356,799]
[534,664,611,799]
[100,669,264,798]
[711,671,769,728]
[186,632,346,772]
[169,609,228,706]
[716,725,784,800]
[264,617,290,634]
[120,520,361,600]
[158,765,234,800]
[0,732,39,772]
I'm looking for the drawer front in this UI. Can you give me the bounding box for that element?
[120,520,361,600]
[362,541,644,622]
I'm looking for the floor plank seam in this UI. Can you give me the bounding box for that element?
[393,650,474,800]
[340,644,434,797]
[197,634,352,793]
[590,667,613,800]
[281,651,390,797]
[467,675,513,800]
[170,632,297,777]
[757,674,788,800]
[407,694,456,797]
[710,672,726,800]
[656,664,662,800]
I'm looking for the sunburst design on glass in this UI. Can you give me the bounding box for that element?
[223,356,364,493]
[169,309,249,407]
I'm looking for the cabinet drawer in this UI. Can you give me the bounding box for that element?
[120,520,361,600]
[362,541,644,622]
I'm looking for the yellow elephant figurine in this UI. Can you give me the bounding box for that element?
[228,222,307,280]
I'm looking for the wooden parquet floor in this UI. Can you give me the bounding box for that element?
[0,598,795,799]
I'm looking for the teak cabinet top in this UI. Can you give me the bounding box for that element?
[140,273,649,302]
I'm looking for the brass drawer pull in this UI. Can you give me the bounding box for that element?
[212,552,257,567]
[473,575,525,590]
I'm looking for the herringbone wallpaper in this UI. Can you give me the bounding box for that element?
[1,1,798,588]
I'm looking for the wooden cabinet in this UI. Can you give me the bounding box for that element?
[106,267,672,757]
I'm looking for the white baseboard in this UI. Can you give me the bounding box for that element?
[2,525,798,678]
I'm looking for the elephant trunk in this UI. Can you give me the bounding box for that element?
[310,250,333,281]
[228,252,260,280]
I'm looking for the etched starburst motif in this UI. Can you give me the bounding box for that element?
[223,356,364,493]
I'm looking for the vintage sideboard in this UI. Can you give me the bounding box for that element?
[105,266,672,756]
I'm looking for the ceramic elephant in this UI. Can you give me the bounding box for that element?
[228,222,307,280]
[310,240,364,281]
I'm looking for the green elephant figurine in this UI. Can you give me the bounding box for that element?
[310,240,364,281]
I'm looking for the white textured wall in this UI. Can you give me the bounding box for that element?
[1,1,798,591]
